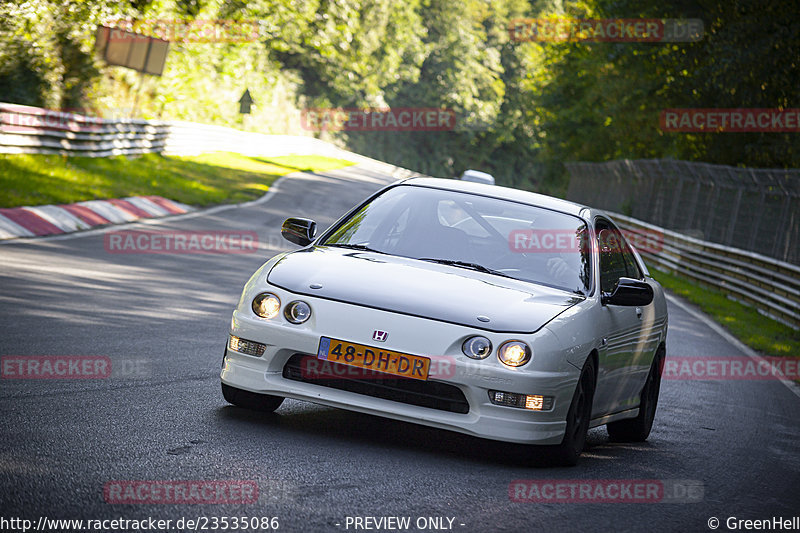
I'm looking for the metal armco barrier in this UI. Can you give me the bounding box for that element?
[0,103,168,157]
[613,213,799,329]
[0,103,353,160]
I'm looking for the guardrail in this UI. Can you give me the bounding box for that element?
[0,103,353,159]
[0,103,169,157]
[613,212,800,329]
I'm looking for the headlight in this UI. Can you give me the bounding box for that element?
[284,301,312,324]
[498,341,531,367]
[462,336,492,359]
[252,292,280,319]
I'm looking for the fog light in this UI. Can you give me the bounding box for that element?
[285,301,312,324]
[462,336,492,359]
[252,292,280,319]
[229,335,267,357]
[498,341,531,367]
[525,395,544,410]
[489,390,553,411]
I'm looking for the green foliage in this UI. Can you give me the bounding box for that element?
[1,0,797,195]
[0,1,138,108]
[225,0,427,106]
[528,0,800,170]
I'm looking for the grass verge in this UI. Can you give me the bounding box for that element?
[0,152,355,208]
[649,267,800,360]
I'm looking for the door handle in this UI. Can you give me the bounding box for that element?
[636,307,643,319]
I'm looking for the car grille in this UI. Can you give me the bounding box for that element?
[282,354,470,414]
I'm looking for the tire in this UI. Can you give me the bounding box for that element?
[548,356,596,466]
[221,382,284,413]
[607,346,664,442]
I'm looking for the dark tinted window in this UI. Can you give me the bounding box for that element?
[597,220,642,294]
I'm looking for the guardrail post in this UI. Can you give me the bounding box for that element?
[667,173,685,228]
[773,195,791,260]
[703,184,720,242]
[725,187,743,247]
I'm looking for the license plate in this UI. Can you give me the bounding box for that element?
[317,337,430,380]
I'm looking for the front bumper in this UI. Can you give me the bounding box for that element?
[221,290,580,445]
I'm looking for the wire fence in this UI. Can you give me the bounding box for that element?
[565,159,800,265]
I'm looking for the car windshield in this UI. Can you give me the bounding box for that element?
[322,185,591,294]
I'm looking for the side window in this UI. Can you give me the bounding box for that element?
[620,244,642,280]
[380,205,411,251]
[597,226,628,294]
[327,189,408,245]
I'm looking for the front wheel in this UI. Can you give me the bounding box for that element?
[607,346,664,442]
[547,356,596,466]
[222,383,284,413]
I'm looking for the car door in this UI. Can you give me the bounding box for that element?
[592,221,647,417]
[615,232,662,407]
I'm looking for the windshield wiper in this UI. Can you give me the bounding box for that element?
[419,258,516,279]
[325,243,386,254]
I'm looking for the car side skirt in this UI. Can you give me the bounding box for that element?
[589,408,639,428]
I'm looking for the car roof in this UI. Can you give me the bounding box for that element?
[401,177,592,219]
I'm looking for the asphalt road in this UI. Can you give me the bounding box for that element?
[1,162,798,533]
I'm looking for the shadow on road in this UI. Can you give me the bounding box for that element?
[215,401,661,469]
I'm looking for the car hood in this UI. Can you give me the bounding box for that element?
[267,247,584,333]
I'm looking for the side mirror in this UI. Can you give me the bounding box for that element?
[281,217,317,247]
[602,277,654,306]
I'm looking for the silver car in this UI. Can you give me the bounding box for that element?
[221,177,668,465]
